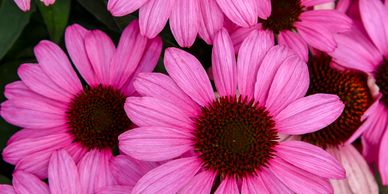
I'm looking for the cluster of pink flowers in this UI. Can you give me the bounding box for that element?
[3,0,388,193]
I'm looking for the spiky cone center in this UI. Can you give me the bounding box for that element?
[192,96,278,179]
[375,59,388,108]
[302,55,373,148]
[66,85,132,150]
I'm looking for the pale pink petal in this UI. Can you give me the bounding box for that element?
[260,167,294,193]
[254,45,293,106]
[330,179,353,194]
[256,0,271,19]
[265,55,309,116]
[241,175,270,193]
[359,0,388,57]
[120,36,162,95]
[3,133,72,164]
[215,177,239,194]
[42,0,55,6]
[269,157,333,194]
[110,20,148,89]
[379,129,388,185]
[295,21,336,52]
[132,157,202,193]
[108,0,148,17]
[84,30,115,85]
[299,10,352,33]
[13,0,30,11]
[78,150,116,194]
[212,29,237,96]
[164,48,214,106]
[198,0,224,44]
[237,29,273,97]
[278,30,308,62]
[119,126,192,161]
[179,171,216,194]
[48,150,81,194]
[13,171,49,194]
[17,63,73,102]
[274,94,344,135]
[139,0,175,38]
[125,97,193,129]
[275,141,345,179]
[95,186,132,194]
[34,41,83,95]
[65,24,98,86]
[215,0,257,27]
[0,185,15,194]
[133,73,200,116]
[301,0,334,7]
[110,155,156,186]
[170,0,200,47]
[230,25,260,51]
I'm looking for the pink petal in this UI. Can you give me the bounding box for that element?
[256,0,271,19]
[170,0,200,47]
[300,0,334,7]
[215,0,257,27]
[7,127,67,145]
[164,48,214,106]
[78,150,116,194]
[4,81,31,99]
[241,175,269,193]
[3,133,72,164]
[108,0,148,17]
[359,0,388,57]
[133,73,200,116]
[125,97,193,129]
[42,0,55,6]
[295,21,336,52]
[212,29,237,96]
[13,0,30,11]
[132,157,202,193]
[269,157,333,194]
[0,185,15,194]
[278,30,308,62]
[260,167,294,194]
[84,30,115,85]
[254,45,293,106]
[265,55,309,116]
[34,40,82,95]
[63,143,88,164]
[274,94,344,135]
[110,155,156,186]
[15,151,53,179]
[119,126,193,161]
[380,129,388,185]
[13,171,49,194]
[139,0,175,38]
[299,10,352,33]
[110,20,148,89]
[95,186,132,194]
[198,0,224,44]
[215,177,239,194]
[230,25,260,51]
[237,29,273,97]
[17,63,73,102]
[65,24,98,86]
[48,150,81,194]
[275,141,345,179]
[179,171,216,193]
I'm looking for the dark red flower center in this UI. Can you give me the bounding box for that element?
[375,59,388,108]
[66,85,132,150]
[260,0,304,34]
[192,96,278,179]
[302,55,372,148]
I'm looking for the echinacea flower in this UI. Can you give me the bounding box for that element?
[299,54,378,193]
[13,0,55,12]
[0,150,148,194]
[107,0,225,47]
[119,29,345,193]
[328,0,388,185]
[223,0,351,61]
[0,19,162,192]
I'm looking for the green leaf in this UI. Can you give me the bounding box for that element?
[0,175,11,184]
[36,0,71,43]
[0,0,33,60]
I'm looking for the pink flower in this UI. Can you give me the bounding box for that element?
[0,19,162,191]
[119,29,346,193]
[0,150,149,194]
[107,0,225,47]
[221,0,352,61]
[329,0,388,185]
[13,0,55,12]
